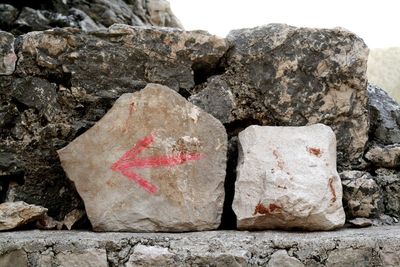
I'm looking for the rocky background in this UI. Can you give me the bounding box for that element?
[0,0,400,231]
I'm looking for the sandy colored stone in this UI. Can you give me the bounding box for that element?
[0,201,47,231]
[233,124,345,231]
[0,249,28,267]
[127,244,175,267]
[58,84,227,232]
[365,144,400,168]
[268,250,305,267]
[55,249,107,267]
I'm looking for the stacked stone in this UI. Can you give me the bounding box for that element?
[0,21,399,231]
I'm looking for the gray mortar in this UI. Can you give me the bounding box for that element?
[0,226,399,266]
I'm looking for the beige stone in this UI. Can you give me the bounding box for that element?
[0,201,47,231]
[55,249,107,267]
[0,249,28,267]
[233,124,345,230]
[58,84,227,232]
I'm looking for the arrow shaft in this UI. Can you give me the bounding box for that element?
[116,153,202,169]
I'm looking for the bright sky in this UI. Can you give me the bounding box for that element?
[169,0,400,48]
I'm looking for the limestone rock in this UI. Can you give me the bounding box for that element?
[0,0,182,35]
[195,24,369,168]
[1,26,227,220]
[340,171,383,218]
[127,244,175,267]
[0,201,47,231]
[365,144,400,168]
[55,249,107,267]
[58,84,227,232]
[348,217,373,228]
[325,248,373,267]
[232,124,345,231]
[375,169,400,217]
[189,76,235,124]
[368,83,400,145]
[0,31,16,75]
[0,249,28,267]
[268,250,305,267]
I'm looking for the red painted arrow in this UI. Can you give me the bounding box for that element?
[111,134,203,194]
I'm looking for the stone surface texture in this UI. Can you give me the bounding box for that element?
[233,124,345,230]
[0,30,16,75]
[194,24,369,168]
[365,144,400,168]
[58,84,227,232]
[340,171,383,218]
[0,201,47,231]
[368,83,400,145]
[375,169,400,217]
[0,26,228,220]
[0,227,400,266]
[0,0,182,35]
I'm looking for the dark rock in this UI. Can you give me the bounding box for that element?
[189,76,235,123]
[375,168,400,217]
[194,24,369,169]
[11,77,59,121]
[0,4,18,32]
[368,83,400,145]
[0,30,16,75]
[0,0,182,35]
[340,171,383,219]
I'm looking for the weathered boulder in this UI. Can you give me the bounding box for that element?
[0,0,182,35]
[0,201,47,231]
[0,26,227,220]
[365,144,400,168]
[340,171,383,218]
[375,169,400,217]
[0,31,16,75]
[368,84,400,145]
[232,124,345,231]
[194,24,369,168]
[58,84,227,231]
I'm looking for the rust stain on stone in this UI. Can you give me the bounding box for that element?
[253,201,281,215]
[307,147,322,157]
[328,176,337,203]
[272,149,285,170]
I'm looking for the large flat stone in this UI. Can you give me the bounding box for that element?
[1,226,400,266]
[233,124,345,230]
[58,84,227,232]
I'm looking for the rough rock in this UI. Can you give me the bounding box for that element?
[127,244,175,267]
[0,31,16,75]
[195,24,369,168]
[189,76,235,124]
[368,83,400,145]
[365,144,400,168]
[267,250,305,267]
[58,84,227,232]
[62,209,85,230]
[0,0,182,35]
[0,26,227,220]
[375,168,400,217]
[1,227,400,266]
[55,249,108,267]
[348,217,373,228]
[340,171,383,218]
[0,201,47,231]
[232,124,345,230]
[325,247,374,267]
[0,249,28,267]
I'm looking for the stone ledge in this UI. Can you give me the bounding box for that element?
[0,226,400,266]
